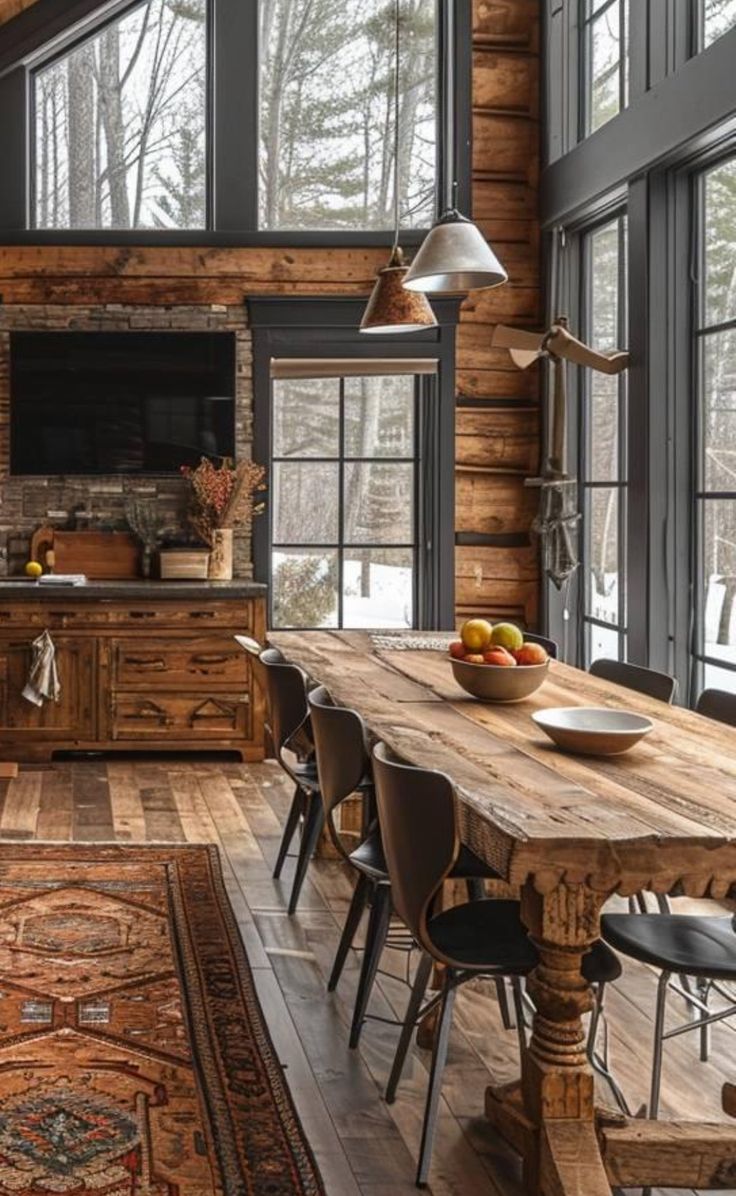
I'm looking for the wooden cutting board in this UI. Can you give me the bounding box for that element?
[31,526,140,579]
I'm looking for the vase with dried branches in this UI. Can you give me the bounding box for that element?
[181,457,266,580]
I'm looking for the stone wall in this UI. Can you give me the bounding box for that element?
[0,304,254,577]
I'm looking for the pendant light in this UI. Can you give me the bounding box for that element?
[360,0,437,334]
[402,9,507,295]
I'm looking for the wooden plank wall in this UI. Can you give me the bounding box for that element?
[457,0,541,628]
[0,0,542,630]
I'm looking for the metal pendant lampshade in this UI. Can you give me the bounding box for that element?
[360,246,437,334]
[402,208,508,295]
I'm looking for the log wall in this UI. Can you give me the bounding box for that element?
[0,0,541,627]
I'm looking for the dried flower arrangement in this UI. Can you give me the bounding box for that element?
[181,457,266,547]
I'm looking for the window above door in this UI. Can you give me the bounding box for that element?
[0,0,469,243]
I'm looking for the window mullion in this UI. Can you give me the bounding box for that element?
[212,0,257,231]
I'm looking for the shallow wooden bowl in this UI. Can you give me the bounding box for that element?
[450,657,549,703]
[532,707,654,755]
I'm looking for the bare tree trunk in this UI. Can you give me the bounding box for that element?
[98,25,130,227]
[67,42,96,226]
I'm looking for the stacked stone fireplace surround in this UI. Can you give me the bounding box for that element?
[0,304,254,578]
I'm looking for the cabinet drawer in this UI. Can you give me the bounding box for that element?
[113,638,248,688]
[110,692,251,741]
[103,601,255,629]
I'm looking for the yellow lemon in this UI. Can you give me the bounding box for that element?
[460,618,493,653]
[24,560,43,578]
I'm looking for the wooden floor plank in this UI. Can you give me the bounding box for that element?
[0,754,730,1196]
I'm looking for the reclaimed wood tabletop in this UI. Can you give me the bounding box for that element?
[267,629,736,1195]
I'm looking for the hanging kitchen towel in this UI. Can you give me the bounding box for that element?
[22,630,61,706]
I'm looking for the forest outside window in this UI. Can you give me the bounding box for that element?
[23,0,445,235]
[582,0,629,136]
[259,0,436,231]
[33,0,207,230]
[694,156,736,693]
[580,214,628,665]
[269,365,425,630]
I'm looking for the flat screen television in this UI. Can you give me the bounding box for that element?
[10,331,237,475]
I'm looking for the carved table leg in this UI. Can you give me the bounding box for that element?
[487,880,612,1196]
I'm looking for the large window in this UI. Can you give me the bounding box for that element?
[700,0,736,48]
[3,0,453,237]
[695,158,736,693]
[33,0,207,230]
[581,214,628,665]
[270,366,426,629]
[582,0,629,135]
[259,0,436,231]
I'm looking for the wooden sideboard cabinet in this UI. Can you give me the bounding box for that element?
[0,581,267,762]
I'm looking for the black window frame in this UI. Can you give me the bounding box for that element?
[579,0,629,140]
[249,296,460,631]
[269,373,423,632]
[0,0,471,246]
[542,0,736,701]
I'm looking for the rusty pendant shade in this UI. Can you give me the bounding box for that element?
[402,208,508,295]
[360,246,437,334]
[360,0,436,334]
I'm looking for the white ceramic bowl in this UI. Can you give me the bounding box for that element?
[532,707,654,756]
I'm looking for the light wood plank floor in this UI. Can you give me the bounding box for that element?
[0,755,734,1196]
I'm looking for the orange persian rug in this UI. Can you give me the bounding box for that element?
[0,844,324,1196]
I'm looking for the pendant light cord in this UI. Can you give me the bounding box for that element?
[392,0,401,254]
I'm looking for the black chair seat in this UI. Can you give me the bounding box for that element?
[349,835,501,884]
[283,758,321,792]
[583,939,622,985]
[427,899,539,973]
[603,913,736,980]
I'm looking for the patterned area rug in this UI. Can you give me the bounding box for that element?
[0,844,324,1196]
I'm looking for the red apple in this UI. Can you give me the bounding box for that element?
[516,642,548,666]
[449,640,466,660]
[483,646,517,667]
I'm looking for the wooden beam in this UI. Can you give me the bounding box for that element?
[599,1116,736,1189]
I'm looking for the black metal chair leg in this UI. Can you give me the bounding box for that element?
[385,951,434,1103]
[465,877,485,900]
[416,973,457,1188]
[273,784,304,879]
[349,882,392,1048]
[328,872,372,992]
[287,794,324,915]
[494,977,514,1030]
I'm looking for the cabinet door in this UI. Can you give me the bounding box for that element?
[0,637,95,741]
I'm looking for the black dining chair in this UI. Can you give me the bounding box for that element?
[589,657,678,703]
[696,687,736,727]
[257,648,325,915]
[602,911,736,1126]
[372,741,621,1188]
[308,685,510,1048]
[522,631,559,659]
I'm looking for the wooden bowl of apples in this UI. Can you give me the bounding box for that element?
[449,619,550,703]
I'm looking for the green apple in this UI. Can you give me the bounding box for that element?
[490,622,523,652]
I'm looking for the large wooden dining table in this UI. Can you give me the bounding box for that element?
[268,629,736,1195]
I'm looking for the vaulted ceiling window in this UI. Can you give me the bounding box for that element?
[33,0,207,230]
[5,0,453,238]
[258,0,436,231]
[582,0,629,136]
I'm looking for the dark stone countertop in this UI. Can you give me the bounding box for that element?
[0,579,267,602]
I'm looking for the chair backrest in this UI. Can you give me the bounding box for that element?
[308,686,371,838]
[372,742,459,955]
[696,688,736,727]
[589,658,678,704]
[258,648,312,757]
[523,631,559,659]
